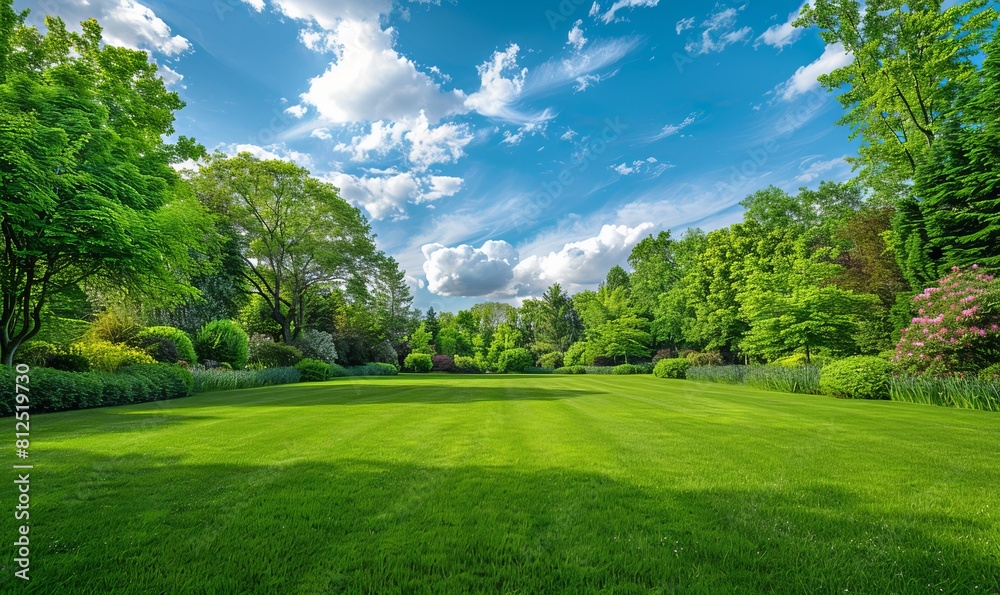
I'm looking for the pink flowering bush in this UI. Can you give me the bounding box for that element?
[895,266,1000,375]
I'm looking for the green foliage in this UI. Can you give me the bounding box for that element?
[407,323,435,356]
[564,341,595,367]
[979,364,1000,382]
[344,363,399,377]
[774,353,829,368]
[612,363,651,375]
[74,340,157,373]
[820,356,895,400]
[537,352,564,369]
[654,358,691,379]
[686,365,822,395]
[431,355,456,372]
[453,355,484,374]
[14,341,90,372]
[87,310,142,345]
[889,375,999,412]
[194,320,249,370]
[31,317,91,348]
[327,364,349,378]
[685,351,723,367]
[403,353,433,373]
[894,266,1000,375]
[553,366,587,374]
[486,324,523,370]
[133,326,197,364]
[249,339,304,369]
[191,367,301,394]
[295,358,331,382]
[497,348,534,374]
[293,329,338,364]
[120,364,195,401]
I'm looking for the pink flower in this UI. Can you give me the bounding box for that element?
[972,264,979,270]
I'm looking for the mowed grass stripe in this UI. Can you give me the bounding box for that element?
[4,375,998,593]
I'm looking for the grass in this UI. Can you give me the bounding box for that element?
[4,375,999,593]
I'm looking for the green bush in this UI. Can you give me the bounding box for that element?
[403,353,433,373]
[820,356,895,400]
[249,340,304,369]
[14,342,91,372]
[978,363,1000,382]
[328,363,349,378]
[74,340,157,372]
[537,352,564,369]
[523,367,553,374]
[612,363,651,375]
[32,317,90,347]
[295,358,331,382]
[192,367,301,393]
[346,363,399,376]
[553,366,587,374]
[86,310,141,345]
[685,351,723,367]
[132,326,197,364]
[774,353,829,368]
[293,329,338,364]
[584,366,616,374]
[654,358,691,379]
[497,348,534,374]
[453,355,483,374]
[194,320,249,370]
[119,364,194,400]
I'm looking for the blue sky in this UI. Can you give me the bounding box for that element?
[18,0,858,312]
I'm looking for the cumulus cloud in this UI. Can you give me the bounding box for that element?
[28,0,192,56]
[419,224,654,298]
[776,43,853,101]
[300,20,466,123]
[464,44,549,123]
[592,0,660,24]
[684,7,753,55]
[334,111,473,170]
[285,105,308,118]
[567,20,588,51]
[329,170,463,221]
[422,241,519,297]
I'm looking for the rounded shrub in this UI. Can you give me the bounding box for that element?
[497,348,534,374]
[293,329,338,364]
[654,358,691,379]
[453,355,483,374]
[431,354,456,372]
[249,340,304,369]
[537,352,564,369]
[685,351,723,367]
[15,342,91,372]
[295,358,330,382]
[73,340,157,373]
[612,363,651,375]
[133,327,197,364]
[86,310,141,345]
[403,352,433,373]
[194,320,249,370]
[820,356,895,400]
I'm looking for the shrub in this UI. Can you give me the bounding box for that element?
[523,367,554,374]
[592,356,616,367]
[345,363,399,377]
[652,349,675,363]
[554,366,587,374]
[564,341,595,367]
[537,352,564,369]
[431,355,456,372]
[120,364,194,400]
[14,342,91,372]
[192,367,301,393]
[327,363,349,378]
[32,317,91,347]
[654,358,691,379]
[404,353,433,373]
[249,339,304,369]
[685,351,723,367]
[369,341,399,367]
[194,320,249,370]
[584,366,616,374]
[74,341,157,373]
[820,356,895,400]
[294,329,338,364]
[453,355,483,374]
[612,363,648,375]
[295,358,331,382]
[132,326,197,363]
[86,310,142,345]
[497,348,534,374]
[132,335,180,364]
[979,363,1000,382]
[895,265,1000,375]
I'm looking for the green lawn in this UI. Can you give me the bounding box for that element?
[4,375,1000,593]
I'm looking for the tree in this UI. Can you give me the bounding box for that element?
[603,265,631,293]
[537,283,581,353]
[192,153,378,345]
[407,323,434,355]
[485,323,522,371]
[0,7,210,364]
[797,0,996,201]
[628,231,679,318]
[592,317,651,363]
[423,307,439,347]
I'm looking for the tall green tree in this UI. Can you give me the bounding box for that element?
[0,6,209,364]
[192,153,378,345]
[627,231,679,318]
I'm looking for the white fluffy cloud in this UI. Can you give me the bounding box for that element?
[300,20,466,124]
[777,43,853,101]
[334,111,473,171]
[756,3,809,50]
[592,0,660,24]
[465,44,533,122]
[419,224,653,298]
[422,241,519,297]
[329,170,463,221]
[567,20,588,51]
[29,0,192,56]
[220,143,314,169]
[684,7,752,55]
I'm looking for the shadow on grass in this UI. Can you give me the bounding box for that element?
[14,453,999,594]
